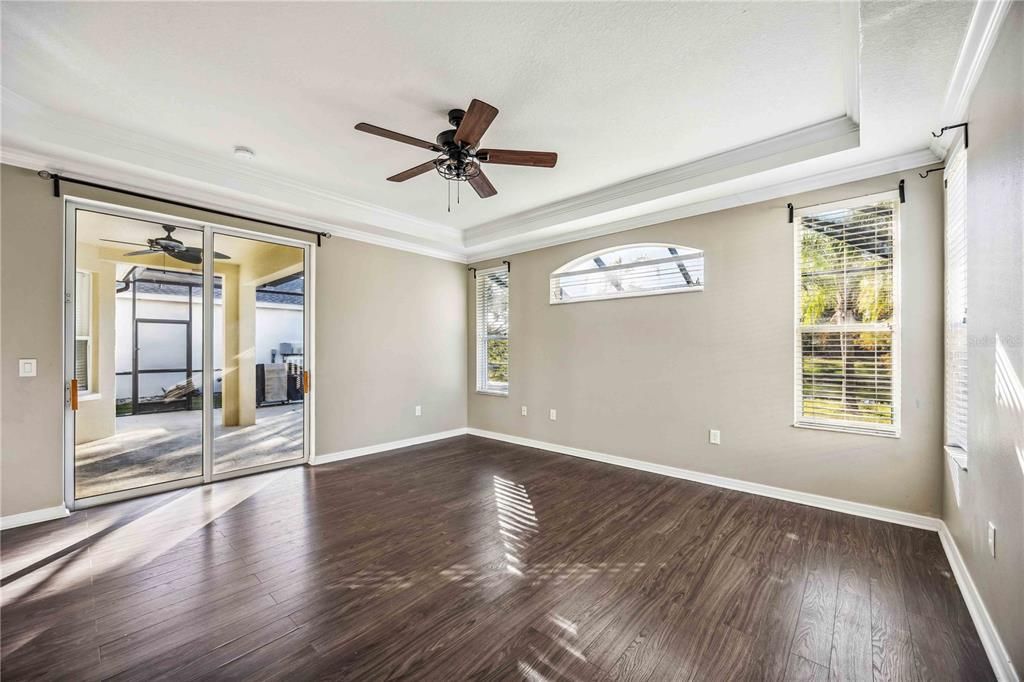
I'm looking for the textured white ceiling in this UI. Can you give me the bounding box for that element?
[1,1,973,255]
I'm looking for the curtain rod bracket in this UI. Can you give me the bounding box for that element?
[468,267,477,279]
[502,260,511,272]
[786,203,794,224]
[919,167,945,179]
[932,122,968,149]
[899,179,905,204]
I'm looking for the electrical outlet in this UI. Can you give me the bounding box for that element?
[415,405,422,417]
[988,522,997,558]
[549,409,557,421]
[709,429,721,445]
[521,405,528,416]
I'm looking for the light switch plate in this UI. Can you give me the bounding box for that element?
[19,358,37,377]
[549,409,557,421]
[709,429,721,445]
[415,405,422,417]
[521,406,528,416]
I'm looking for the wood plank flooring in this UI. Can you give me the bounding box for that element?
[1,435,993,680]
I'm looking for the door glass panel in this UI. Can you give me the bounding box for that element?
[212,232,305,474]
[73,210,204,499]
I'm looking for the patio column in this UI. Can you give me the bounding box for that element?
[219,262,257,427]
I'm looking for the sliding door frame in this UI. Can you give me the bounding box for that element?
[63,197,316,511]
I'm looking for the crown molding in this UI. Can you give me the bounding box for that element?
[464,115,860,248]
[1,88,463,246]
[466,148,938,262]
[1,145,468,263]
[930,0,1012,159]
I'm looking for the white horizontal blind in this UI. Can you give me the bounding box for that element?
[550,244,704,304]
[795,194,899,436]
[476,266,509,395]
[944,143,968,452]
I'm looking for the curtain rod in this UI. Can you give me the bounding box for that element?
[38,170,332,246]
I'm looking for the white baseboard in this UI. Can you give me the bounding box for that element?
[0,504,70,531]
[467,428,941,530]
[938,523,1020,682]
[312,428,469,466]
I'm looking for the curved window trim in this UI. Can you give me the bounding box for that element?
[550,242,704,305]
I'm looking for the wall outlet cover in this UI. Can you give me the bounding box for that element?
[549,409,557,421]
[521,406,528,416]
[415,405,422,417]
[709,429,721,445]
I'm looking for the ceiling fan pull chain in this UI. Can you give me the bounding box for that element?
[447,180,451,213]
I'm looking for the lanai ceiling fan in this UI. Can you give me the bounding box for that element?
[355,98,557,201]
[101,225,231,265]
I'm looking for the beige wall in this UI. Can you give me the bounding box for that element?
[315,238,467,454]
[469,169,944,516]
[942,4,1024,672]
[0,163,467,517]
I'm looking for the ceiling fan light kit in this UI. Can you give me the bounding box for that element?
[355,98,557,208]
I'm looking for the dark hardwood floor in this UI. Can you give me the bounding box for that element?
[1,435,992,680]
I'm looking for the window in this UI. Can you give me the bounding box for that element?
[944,143,968,465]
[75,270,92,392]
[794,192,899,436]
[550,243,704,304]
[476,265,509,395]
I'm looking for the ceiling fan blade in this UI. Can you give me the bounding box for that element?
[387,160,437,182]
[172,249,204,265]
[468,169,497,199]
[213,251,231,260]
[355,123,442,152]
[103,238,149,247]
[478,149,557,168]
[123,249,157,256]
[454,99,498,147]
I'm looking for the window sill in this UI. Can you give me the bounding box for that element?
[476,390,508,398]
[78,392,103,402]
[945,445,968,471]
[792,420,900,439]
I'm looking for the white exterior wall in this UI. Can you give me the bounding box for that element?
[114,293,302,401]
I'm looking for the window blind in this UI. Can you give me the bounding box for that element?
[550,244,703,304]
[476,266,509,395]
[944,143,968,454]
[794,193,899,436]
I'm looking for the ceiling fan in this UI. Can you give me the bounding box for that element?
[101,225,230,265]
[355,98,557,200]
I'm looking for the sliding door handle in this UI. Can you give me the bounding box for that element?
[69,379,79,410]
[303,371,310,394]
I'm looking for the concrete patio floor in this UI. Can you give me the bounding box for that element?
[74,404,304,499]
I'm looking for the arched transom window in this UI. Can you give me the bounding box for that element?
[550,243,704,304]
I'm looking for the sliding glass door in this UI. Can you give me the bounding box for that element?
[64,200,312,509]
[211,231,307,475]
